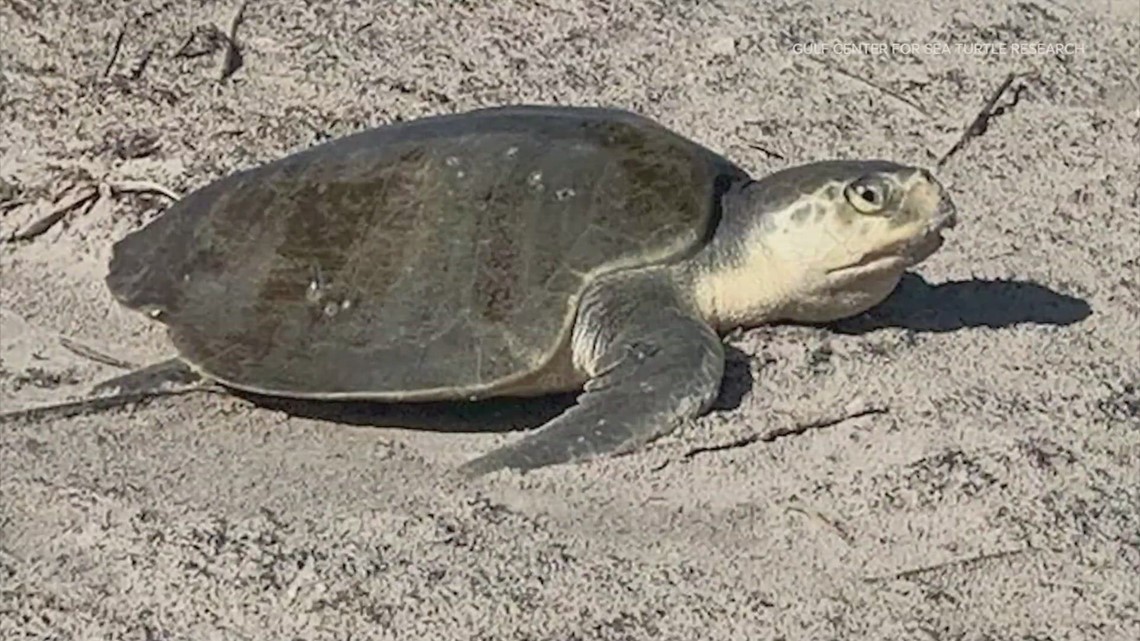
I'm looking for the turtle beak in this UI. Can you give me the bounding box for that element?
[904,180,958,265]
[918,167,957,232]
[935,193,958,231]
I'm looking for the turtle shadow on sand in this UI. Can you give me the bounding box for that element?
[239,391,581,435]
[235,344,756,435]
[829,273,1092,334]
[239,273,1090,434]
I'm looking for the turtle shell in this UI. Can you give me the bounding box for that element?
[105,105,748,400]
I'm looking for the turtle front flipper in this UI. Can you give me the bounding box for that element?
[458,272,725,477]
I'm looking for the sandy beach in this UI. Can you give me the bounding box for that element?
[1,1,1138,639]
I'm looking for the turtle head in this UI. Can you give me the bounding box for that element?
[689,160,957,329]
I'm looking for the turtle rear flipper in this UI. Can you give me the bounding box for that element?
[0,358,213,425]
[91,357,205,395]
[458,273,725,477]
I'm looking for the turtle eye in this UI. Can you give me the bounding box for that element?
[844,176,889,215]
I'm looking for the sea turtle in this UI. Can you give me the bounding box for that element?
[97,104,957,477]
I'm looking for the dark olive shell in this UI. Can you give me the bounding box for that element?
[106,105,747,399]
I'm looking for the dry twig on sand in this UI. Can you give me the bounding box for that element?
[0,198,31,212]
[786,503,854,545]
[219,2,247,81]
[131,44,157,80]
[746,142,786,161]
[863,547,1045,583]
[107,179,181,201]
[681,406,890,460]
[58,336,138,370]
[806,56,932,118]
[4,179,180,243]
[5,188,100,243]
[102,24,128,77]
[937,71,1037,167]
[173,25,226,60]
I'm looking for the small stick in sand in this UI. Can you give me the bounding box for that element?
[786,503,854,545]
[863,546,1044,584]
[102,24,128,77]
[131,44,157,80]
[807,56,932,119]
[681,406,890,460]
[58,336,138,370]
[0,198,32,212]
[3,179,179,243]
[937,71,1036,168]
[106,179,182,201]
[219,2,247,81]
[746,142,786,161]
[173,27,222,60]
[6,188,99,242]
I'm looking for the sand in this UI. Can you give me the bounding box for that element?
[1,0,1138,639]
